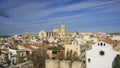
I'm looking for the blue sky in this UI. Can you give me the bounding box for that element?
[0,0,120,35]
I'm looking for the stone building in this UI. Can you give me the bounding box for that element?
[60,23,66,35]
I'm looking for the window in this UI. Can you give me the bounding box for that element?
[83,60,85,63]
[52,51,57,54]
[99,50,105,56]
[52,57,55,59]
[88,58,91,63]
[101,43,103,46]
[26,51,30,54]
[22,53,23,56]
[104,43,105,46]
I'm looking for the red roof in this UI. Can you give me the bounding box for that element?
[103,39,119,46]
[32,43,50,49]
[24,45,35,50]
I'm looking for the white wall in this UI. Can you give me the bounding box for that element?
[111,35,120,41]
[86,41,118,68]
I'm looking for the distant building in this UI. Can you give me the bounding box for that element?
[111,35,120,41]
[39,30,47,38]
[25,32,31,38]
[65,44,81,57]
[52,23,67,39]
[53,27,60,33]
[64,44,86,66]
[60,23,66,35]
[86,41,118,68]
[47,32,55,38]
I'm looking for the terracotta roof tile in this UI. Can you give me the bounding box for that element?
[24,45,35,50]
[32,43,50,49]
[103,39,119,46]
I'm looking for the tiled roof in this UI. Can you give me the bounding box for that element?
[32,43,50,49]
[24,45,35,50]
[22,43,50,50]
[103,39,119,46]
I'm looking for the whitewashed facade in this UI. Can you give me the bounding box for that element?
[86,41,118,68]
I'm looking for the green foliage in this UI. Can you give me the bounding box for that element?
[18,57,26,63]
[66,50,80,61]
[113,55,120,68]
[52,45,64,50]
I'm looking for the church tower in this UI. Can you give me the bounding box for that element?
[61,23,66,35]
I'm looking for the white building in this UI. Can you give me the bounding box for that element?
[30,37,37,43]
[8,48,17,65]
[47,36,55,43]
[39,30,47,38]
[111,35,120,41]
[72,38,86,45]
[86,41,118,68]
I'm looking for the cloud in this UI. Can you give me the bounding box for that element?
[0,12,9,18]
[30,1,120,24]
[31,0,120,19]
[0,0,120,35]
[2,0,119,20]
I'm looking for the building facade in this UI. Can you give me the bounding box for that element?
[86,41,118,68]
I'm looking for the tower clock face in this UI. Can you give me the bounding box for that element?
[99,50,105,56]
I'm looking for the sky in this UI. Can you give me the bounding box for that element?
[0,0,120,35]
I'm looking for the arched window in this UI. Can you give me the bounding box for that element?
[104,43,105,46]
[88,58,91,63]
[101,43,103,46]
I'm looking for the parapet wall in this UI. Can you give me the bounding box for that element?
[45,59,82,68]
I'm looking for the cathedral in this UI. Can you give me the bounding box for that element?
[60,23,66,34]
[53,23,66,38]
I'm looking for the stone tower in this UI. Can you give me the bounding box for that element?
[61,23,66,34]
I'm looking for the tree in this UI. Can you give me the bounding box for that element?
[65,50,73,60]
[113,55,120,68]
[66,51,70,60]
[65,50,80,61]
[72,51,80,61]
[31,48,49,68]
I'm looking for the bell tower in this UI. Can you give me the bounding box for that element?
[61,23,66,35]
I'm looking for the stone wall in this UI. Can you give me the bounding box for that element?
[45,59,60,68]
[45,59,82,68]
[72,61,82,68]
[60,60,71,68]
[10,61,33,68]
